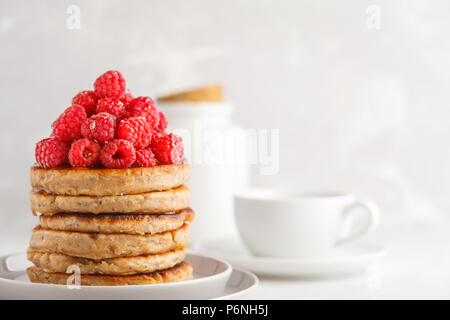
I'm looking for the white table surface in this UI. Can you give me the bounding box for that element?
[1,211,449,300]
[241,219,450,300]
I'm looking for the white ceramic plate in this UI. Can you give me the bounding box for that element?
[0,253,242,300]
[195,237,388,278]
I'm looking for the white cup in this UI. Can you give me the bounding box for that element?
[234,190,380,259]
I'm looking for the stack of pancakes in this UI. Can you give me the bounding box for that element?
[26,162,194,286]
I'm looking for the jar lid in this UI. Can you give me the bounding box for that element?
[159,101,234,120]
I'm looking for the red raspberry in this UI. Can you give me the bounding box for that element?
[100,139,136,169]
[127,96,150,105]
[96,98,125,119]
[125,96,160,128]
[116,116,152,149]
[51,105,87,142]
[120,90,134,106]
[133,148,157,167]
[151,133,183,164]
[72,91,98,116]
[155,111,168,132]
[68,138,101,167]
[94,70,126,99]
[81,112,116,143]
[35,138,69,169]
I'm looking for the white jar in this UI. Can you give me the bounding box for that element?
[159,102,249,243]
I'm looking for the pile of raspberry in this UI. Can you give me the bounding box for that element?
[35,70,182,169]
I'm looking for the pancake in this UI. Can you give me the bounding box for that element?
[30,185,190,215]
[29,224,189,260]
[30,162,190,196]
[27,247,187,275]
[39,208,194,234]
[27,261,193,286]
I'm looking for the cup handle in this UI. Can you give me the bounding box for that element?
[336,198,380,245]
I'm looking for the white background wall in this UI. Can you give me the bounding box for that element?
[1,0,450,253]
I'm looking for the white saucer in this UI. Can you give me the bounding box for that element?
[214,267,258,300]
[0,252,257,299]
[194,237,388,278]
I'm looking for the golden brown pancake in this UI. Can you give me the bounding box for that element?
[27,247,187,275]
[30,162,190,196]
[38,208,194,234]
[29,224,189,260]
[30,185,190,215]
[27,261,193,286]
